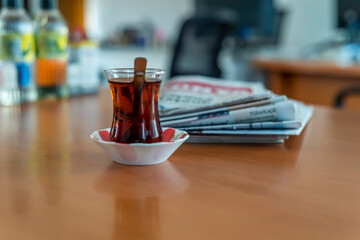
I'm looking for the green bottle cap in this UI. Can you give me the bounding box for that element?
[40,0,58,10]
[2,0,23,9]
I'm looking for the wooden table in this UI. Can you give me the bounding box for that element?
[253,59,360,109]
[1,90,360,240]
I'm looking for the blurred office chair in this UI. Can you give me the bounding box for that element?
[169,17,232,78]
[272,10,286,45]
[334,86,360,108]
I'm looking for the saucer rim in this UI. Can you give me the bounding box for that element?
[90,127,189,146]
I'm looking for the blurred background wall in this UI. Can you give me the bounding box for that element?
[277,0,335,54]
[85,0,194,43]
[82,0,337,53]
[27,0,337,54]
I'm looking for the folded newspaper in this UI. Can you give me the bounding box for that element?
[159,76,314,143]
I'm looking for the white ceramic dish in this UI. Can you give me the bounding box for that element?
[90,128,189,165]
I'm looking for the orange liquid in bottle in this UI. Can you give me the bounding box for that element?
[35,58,68,98]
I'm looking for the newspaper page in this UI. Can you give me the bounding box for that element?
[161,101,296,127]
[158,76,314,143]
[160,96,287,121]
[178,121,302,131]
[159,75,267,111]
[184,102,314,136]
[187,135,288,143]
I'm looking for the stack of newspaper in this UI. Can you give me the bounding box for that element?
[159,76,313,143]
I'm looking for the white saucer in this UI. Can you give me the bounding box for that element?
[90,128,189,165]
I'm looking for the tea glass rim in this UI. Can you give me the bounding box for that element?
[104,68,166,83]
[104,68,166,75]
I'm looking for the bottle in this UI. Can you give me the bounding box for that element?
[0,0,36,104]
[0,61,19,106]
[34,0,69,99]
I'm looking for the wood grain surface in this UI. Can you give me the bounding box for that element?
[1,89,360,240]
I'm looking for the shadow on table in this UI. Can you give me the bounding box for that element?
[93,161,188,240]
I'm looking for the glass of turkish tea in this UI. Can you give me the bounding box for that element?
[104,68,165,143]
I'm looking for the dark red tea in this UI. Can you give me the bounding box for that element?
[109,78,163,143]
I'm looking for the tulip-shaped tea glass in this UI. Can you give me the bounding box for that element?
[104,68,165,143]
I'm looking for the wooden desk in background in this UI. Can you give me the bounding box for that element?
[1,90,360,240]
[253,59,360,109]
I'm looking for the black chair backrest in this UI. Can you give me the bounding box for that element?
[334,86,360,108]
[169,17,231,78]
